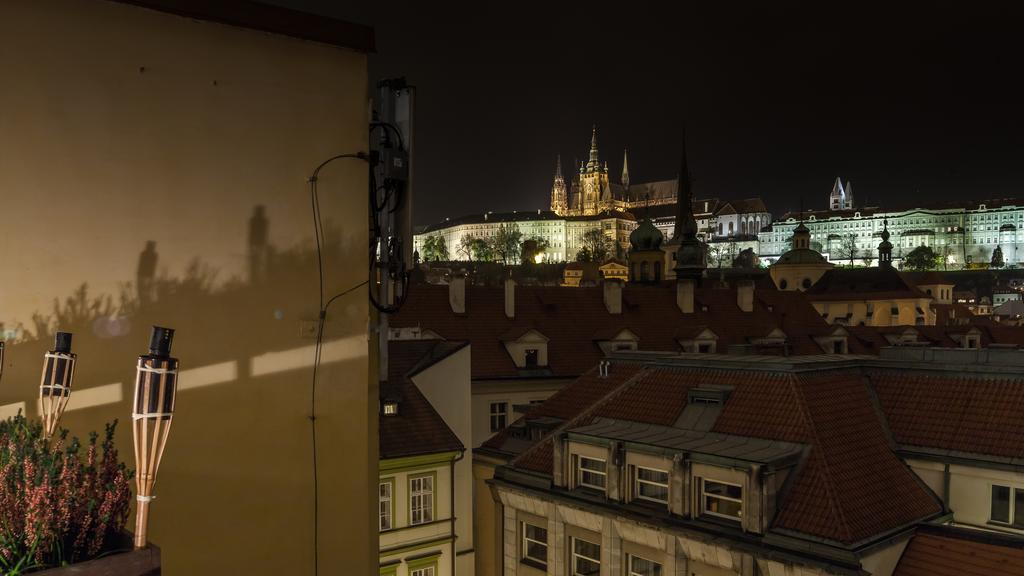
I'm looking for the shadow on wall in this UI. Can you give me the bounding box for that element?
[0,205,367,573]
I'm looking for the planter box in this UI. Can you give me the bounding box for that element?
[33,542,159,576]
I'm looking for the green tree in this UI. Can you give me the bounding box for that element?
[457,234,477,262]
[421,234,449,262]
[575,246,593,262]
[904,245,939,271]
[581,229,613,262]
[521,236,550,264]
[992,245,1005,269]
[470,238,492,262]
[490,222,523,265]
[732,247,758,269]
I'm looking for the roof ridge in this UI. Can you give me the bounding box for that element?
[509,364,652,470]
[785,371,855,543]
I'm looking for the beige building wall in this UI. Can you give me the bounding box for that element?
[472,379,563,447]
[811,297,935,326]
[908,458,1024,535]
[380,459,457,576]
[411,345,475,574]
[0,1,372,574]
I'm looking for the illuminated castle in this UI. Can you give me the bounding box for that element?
[551,126,678,217]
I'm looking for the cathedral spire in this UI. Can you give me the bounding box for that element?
[554,154,563,182]
[672,126,697,241]
[587,124,600,171]
[621,149,630,189]
[671,125,706,280]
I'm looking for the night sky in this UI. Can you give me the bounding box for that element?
[271,1,1023,226]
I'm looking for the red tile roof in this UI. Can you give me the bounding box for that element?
[392,282,838,379]
[870,368,1024,459]
[505,359,941,544]
[379,340,466,460]
[804,266,932,301]
[894,531,1024,576]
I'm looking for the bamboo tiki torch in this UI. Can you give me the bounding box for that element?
[39,332,75,437]
[132,326,178,549]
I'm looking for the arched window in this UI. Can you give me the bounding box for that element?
[654,261,663,281]
[640,261,649,282]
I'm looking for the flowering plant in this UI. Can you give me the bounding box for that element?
[0,415,133,574]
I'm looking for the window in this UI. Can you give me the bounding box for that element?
[521,522,548,568]
[382,401,398,415]
[490,402,508,432]
[411,567,435,576]
[991,485,1024,528]
[571,537,601,575]
[628,554,663,576]
[833,340,845,354]
[697,342,713,353]
[577,456,607,490]
[525,348,539,367]
[702,479,742,521]
[634,466,670,503]
[410,474,434,525]
[379,479,393,531]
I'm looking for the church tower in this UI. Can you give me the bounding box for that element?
[550,155,567,215]
[829,177,854,210]
[878,219,893,268]
[621,149,630,200]
[579,125,611,215]
[667,126,707,281]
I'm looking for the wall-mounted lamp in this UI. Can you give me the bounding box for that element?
[132,326,178,549]
[39,332,75,437]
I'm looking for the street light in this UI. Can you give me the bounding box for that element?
[39,332,75,438]
[132,326,178,549]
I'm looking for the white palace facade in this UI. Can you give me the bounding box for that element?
[759,192,1024,267]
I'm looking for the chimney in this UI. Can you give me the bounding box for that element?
[504,277,516,319]
[448,274,466,314]
[603,279,623,314]
[737,279,754,313]
[676,279,695,314]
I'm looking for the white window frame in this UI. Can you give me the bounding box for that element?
[378,479,393,531]
[577,455,607,491]
[410,567,435,576]
[521,521,548,568]
[489,401,509,432]
[702,478,743,522]
[627,553,663,576]
[634,466,670,504]
[570,536,601,576]
[409,474,434,525]
[990,484,1024,528]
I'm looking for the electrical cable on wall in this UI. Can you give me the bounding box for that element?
[305,110,409,575]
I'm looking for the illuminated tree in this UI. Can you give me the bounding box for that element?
[992,245,1005,269]
[421,235,449,262]
[580,229,613,262]
[833,234,859,266]
[904,245,939,271]
[490,222,523,265]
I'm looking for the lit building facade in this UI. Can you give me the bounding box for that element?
[414,210,636,263]
[759,186,1024,267]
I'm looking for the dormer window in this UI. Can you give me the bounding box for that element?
[576,456,607,491]
[502,328,549,368]
[382,401,399,416]
[702,479,742,522]
[634,466,670,503]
